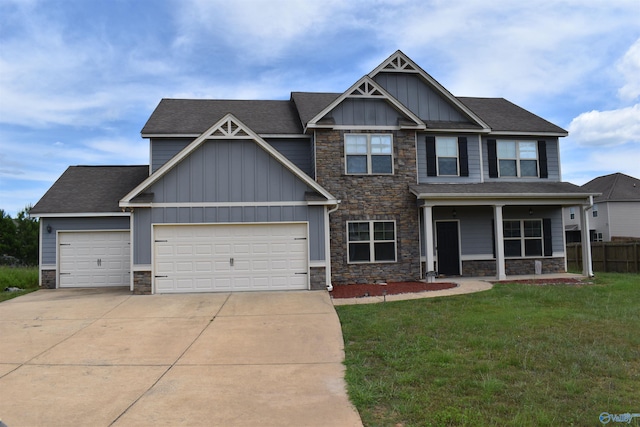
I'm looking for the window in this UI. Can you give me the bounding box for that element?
[345,134,393,174]
[569,207,575,220]
[436,137,458,175]
[593,204,598,217]
[497,141,538,177]
[503,220,543,257]
[347,221,396,263]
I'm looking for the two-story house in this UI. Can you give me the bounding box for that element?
[565,172,640,242]
[30,51,596,294]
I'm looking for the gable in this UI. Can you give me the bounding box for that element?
[122,114,336,207]
[149,139,315,203]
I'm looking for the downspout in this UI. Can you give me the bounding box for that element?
[325,201,340,292]
[581,195,595,277]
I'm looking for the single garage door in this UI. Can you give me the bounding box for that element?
[154,223,309,293]
[58,231,130,287]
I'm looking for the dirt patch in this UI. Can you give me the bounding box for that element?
[330,282,457,299]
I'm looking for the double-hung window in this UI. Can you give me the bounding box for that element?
[345,134,393,174]
[503,220,543,257]
[347,220,396,263]
[497,141,538,177]
[436,137,458,176]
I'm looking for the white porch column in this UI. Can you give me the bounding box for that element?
[423,205,436,283]
[580,204,594,277]
[494,204,506,280]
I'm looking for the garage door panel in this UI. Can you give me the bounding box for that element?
[153,223,308,293]
[59,231,130,288]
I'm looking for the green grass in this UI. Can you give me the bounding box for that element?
[0,266,39,302]
[336,273,640,427]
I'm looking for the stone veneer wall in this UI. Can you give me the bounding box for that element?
[133,271,152,295]
[41,270,56,289]
[462,258,566,277]
[309,267,326,290]
[315,129,421,285]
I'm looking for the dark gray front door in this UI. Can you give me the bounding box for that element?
[436,221,460,276]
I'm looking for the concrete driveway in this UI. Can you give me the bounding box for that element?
[0,288,362,426]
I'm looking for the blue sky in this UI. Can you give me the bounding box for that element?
[1,0,639,216]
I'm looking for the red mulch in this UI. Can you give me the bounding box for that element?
[329,282,457,299]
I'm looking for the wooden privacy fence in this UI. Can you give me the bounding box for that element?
[567,242,640,273]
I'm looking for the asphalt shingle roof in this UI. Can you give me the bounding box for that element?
[581,173,640,202]
[458,97,568,134]
[410,181,593,197]
[290,92,341,126]
[141,99,304,135]
[30,166,149,214]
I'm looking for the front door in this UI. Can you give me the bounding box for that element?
[436,221,460,276]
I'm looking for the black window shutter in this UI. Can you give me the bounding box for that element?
[488,139,498,178]
[426,136,437,176]
[458,137,469,177]
[538,140,548,178]
[543,218,553,256]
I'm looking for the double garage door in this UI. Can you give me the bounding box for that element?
[58,231,130,288]
[154,223,309,293]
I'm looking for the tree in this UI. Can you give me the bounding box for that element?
[0,209,17,256]
[0,207,39,265]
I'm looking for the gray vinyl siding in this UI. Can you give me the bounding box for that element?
[420,206,564,257]
[482,137,561,181]
[266,138,313,177]
[40,216,130,265]
[608,202,640,239]
[328,99,403,126]
[151,138,191,173]
[417,133,482,183]
[133,205,325,265]
[374,73,467,122]
[149,140,316,203]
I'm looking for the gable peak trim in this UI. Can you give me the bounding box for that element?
[381,52,417,72]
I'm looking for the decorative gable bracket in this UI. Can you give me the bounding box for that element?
[349,81,385,97]
[381,53,417,72]
[208,116,251,139]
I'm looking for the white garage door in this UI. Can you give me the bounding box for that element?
[58,231,130,288]
[154,223,309,293]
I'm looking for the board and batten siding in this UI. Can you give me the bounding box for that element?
[328,98,404,126]
[40,217,130,265]
[417,133,482,183]
[151,138,191,173]
[482,137,561,181]
[373,73,468,122]
[149,140,316,203]
[266,138,313,177]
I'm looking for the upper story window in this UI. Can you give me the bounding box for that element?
[569,207,575,220]
[345,134,393,175]
[497,141,538,177]
[436,137,459,176]
[593,204,598,217]
[488,139,548,179]
[426,136,469,177]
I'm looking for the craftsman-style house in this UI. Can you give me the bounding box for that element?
[30,51,595,294]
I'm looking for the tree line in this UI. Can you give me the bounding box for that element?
[0,207,39,266]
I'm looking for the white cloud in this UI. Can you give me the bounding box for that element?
[617,38,640,101]
[567,105,640,147]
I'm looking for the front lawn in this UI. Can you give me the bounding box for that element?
[336,273,640,426]
[0,266,39,302]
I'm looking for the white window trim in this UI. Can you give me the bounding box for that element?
[344,133,394,175]
[436,136,460,177]
[346,220,397,264]
[497,140,539,178]
[503,219,544,258]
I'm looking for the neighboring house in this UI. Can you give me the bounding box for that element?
[564,173,640,242]
[30,51,596,294]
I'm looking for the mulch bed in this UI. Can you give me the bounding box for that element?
[330,281,457,299]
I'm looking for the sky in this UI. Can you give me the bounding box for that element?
[1,0,639,217]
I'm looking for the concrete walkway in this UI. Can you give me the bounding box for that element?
[331,273,585,305]
[0,289,362,427]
